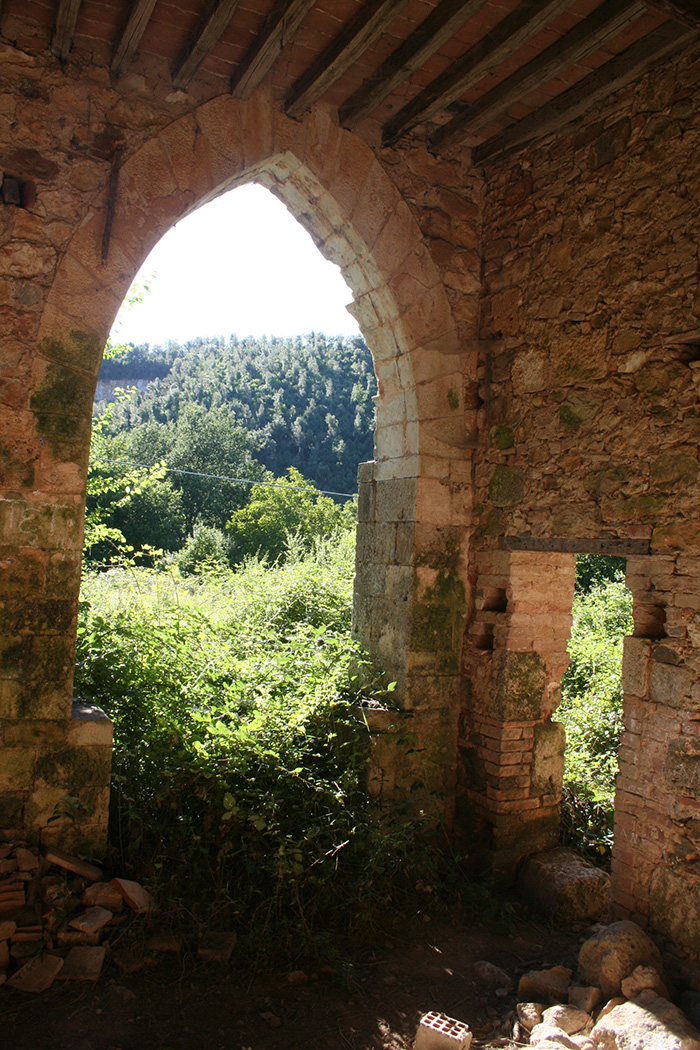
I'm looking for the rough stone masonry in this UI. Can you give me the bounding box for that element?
[0,3,699,987]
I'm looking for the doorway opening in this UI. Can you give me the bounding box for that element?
[559,554,633,863]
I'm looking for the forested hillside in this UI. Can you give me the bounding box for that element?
[89,333,375,565]
[97,333,376,495]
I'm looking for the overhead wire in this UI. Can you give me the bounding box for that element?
[96,459,357,500]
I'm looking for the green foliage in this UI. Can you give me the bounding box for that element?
[226,467,353,564]
[176,524,230,576]
[559,569,633,857]
[575,553,626,593]
[96,332,375,496]
[75,546,473,964]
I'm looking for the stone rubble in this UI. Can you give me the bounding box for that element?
[0,835,237,995]
[511,921,700,1049]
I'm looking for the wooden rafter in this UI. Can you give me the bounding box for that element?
[286,0,410,119]
[381,0,574,146]
[231,0,316,100]
[52,0,83,61]
[339,0,489,129]
[474,20,697,165]
[431,0,646,152]
[173,0,242,90]
[641,0,700,29]
[111,0,158,77]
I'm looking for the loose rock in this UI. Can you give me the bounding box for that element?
[620,964,669,1000]
[6,953,64,992]
[568,986,603,1014]
[542,1004,592,1034]
[578,921,664,999]
[590,990,700,1049]
[518,849,610,923]
[518,1002,545,1031]
[518,966,573,1003]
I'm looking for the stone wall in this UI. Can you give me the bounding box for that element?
[475,44,700,965]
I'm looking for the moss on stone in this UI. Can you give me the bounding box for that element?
[30,362,94,461]
[497,651,546,720]
[489,465,525,507]
[41,330,102,371]
[447,386,460,410]
[493,424,514,449]
[559,401,582,430]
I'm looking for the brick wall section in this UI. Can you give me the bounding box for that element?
[460,550,575,878]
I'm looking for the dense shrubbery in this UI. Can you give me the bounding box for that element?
[559,556,633,858]
[75,539,475,963]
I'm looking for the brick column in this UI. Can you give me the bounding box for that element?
[459,549,576,879]
[612,554,700,972]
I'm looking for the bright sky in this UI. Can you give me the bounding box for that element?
[113,183,361,346]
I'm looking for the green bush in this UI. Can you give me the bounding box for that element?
[176,524,230,575]
[75,543,474,963]
[559,570,633,857]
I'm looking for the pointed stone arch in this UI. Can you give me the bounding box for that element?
[8,95,470,848]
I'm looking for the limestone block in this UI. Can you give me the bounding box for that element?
[649,662,692,709]
[518,848,610,923]
[0,747,36,790]
[68,701,113,747]
[542,1005,592,1034]
[531,722,566,797]
[578,921,664,999]
[621,638,651,697]
[590,991,700,1050]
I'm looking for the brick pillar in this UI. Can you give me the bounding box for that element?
[612,554,700,974]
[459,549,576,879]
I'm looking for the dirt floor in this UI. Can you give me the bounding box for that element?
[3,913,586,1050]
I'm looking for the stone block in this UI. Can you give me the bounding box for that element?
[531,721,566,797]
[590,992,700,1050]
[518,848,610,923]
[621,637,651,697]
[578,921,664,999]
[0,747,35,790]
[68,701,113,747]
[649,661,692,708]
[665,737,700,797]
[495,651,546,721]
[518,966,572,1003]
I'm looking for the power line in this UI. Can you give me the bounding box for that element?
[97,459,356,500]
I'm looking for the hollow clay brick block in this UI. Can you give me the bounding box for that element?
[415,1012,472,1050]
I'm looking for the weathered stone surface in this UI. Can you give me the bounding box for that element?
[6,952,63,992]
[111,878,155,914]
[81,881,123,911]
[44,847,102,882]
[542,1005,592,1034]
[518,1002,545,1031]
[620,965,669,1000]
[578,922,664,999]
[69,906,112,935]
[518,966,573,1003]
[519,848,609,923]
[568,986,602,1014]
[590,991,700,1050]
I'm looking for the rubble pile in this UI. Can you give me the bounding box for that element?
[0,838,161,993]
[511,921,700,1050]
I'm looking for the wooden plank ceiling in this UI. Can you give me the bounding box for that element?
[3,0,699,163]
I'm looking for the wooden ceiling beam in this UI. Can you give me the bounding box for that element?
[339,0,489,129]
[173,0,242,90]
[285,0,410,119]
[111,0,158,78]
[382,0,574,146]
[431,0,646,152]
[641,1,700,29]
[52,0,83,61]
[231,0,316,100]
[474,20,697,165]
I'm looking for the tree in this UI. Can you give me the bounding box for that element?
[226,467,352,564]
